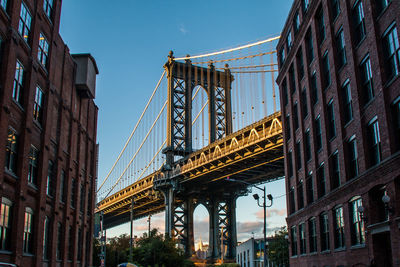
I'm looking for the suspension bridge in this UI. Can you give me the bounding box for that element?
[96,35,284,261]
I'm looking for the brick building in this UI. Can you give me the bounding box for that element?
[0,0,99,266]
[276,0,400,266]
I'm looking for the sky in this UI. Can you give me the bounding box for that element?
[59,0,294,244]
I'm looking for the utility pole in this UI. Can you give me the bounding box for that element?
[129,196,134,263]
[147,215,151,237]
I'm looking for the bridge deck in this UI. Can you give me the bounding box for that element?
[97,112,283,228]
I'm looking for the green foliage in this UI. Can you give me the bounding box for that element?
[93,229,195,267]
[267,226,289,267]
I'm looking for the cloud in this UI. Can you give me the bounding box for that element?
[179,23,188,34]
[255,208,287,220]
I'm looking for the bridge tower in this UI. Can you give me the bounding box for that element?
[158,51,237,261]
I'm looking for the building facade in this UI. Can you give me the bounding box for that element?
[0,0,99,266]
[276,0,400,266]
[236,238,276,267]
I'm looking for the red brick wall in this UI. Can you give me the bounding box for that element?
[0,0,98,266]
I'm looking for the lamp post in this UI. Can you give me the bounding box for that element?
[226,178,273,267]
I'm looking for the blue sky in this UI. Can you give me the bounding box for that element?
[59,0,293,243]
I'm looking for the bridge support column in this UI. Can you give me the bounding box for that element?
[207,194,238,262]
[163,187,175,237]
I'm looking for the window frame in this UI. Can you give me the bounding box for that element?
[28,145,39,185]
[12,60,24,105]
[38,33,50,68]
[23,207,34,254]
[43,0,54,21]
[329,150,340,190]
[349,197,365,246]
[33,86,44,123]
[320,212,330,251]
[333,206,345,249]
[352,0,366,46]
[0,197,12,251]
[382,24,400,82]
[321,50,331,89]
[347,135,358,180]
[336,27,347,70]
[367,117,382,166]
[5,128,18,174]
[327,99,336,140]
[359,55,374,104]
[342,79,353,125]
[18,2,32,44]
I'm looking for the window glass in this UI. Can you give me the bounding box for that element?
[291,226,297,256]
[382,25,400,81]
[350,197,365,245]
[336,28,347,69]
[18,2,32,43]
[317,163,326,198]
[12,61,24,104]
[322,51,331,89]
[360,56,374,104]
[23,208,33,254]
[5,129,18,173]
[327,99,336,139]
[342,80,353,124]
[0,198,12,250]
[43,0,54,20]
[320,212,330,251]
[309,218,317,253]
[347,136,358,179]
[33,86,44,123]
[38,33,49,68]
[28,146,39,185]
[353,1,366,46]
[367,118,381,166]
[334,206,345,248]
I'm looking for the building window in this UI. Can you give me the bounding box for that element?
[56,222,62,260]
[297,181,304,210]
[285,114,291,141]
[279,47,285,66]
[5,129,18,174]
[38,33,49,68]
[0,0,7,12]
[306,172,314,205]
[80,184,85,213]
[297,48,305,80]
[23,207,34,254]
[322,51,331,89]
[304,129,311,162]
[309,218,317,253]
[71,178,76,208]
[43,216,50,260]
[33,86,44,123]
[315,115,322,151]
[317,163,326,198]
[350,197,365,246]
[376,0,390,16]
[289,64,296,94]
[289,186,295,214]
[310,72,318,105]
[293,11,300,35]
[12,60,24,104]
[77,228,82,261]
[334,206,345,249]
[330,0,340,21]
[316,7,325,44]
[382,25,400,82]
[360,56,374,104]
[46,160,55,197]
[293,102,299,130]
[87,180,92,216]
[367,118,381,166]
[43,0,53,20]
[288,150,293,178]
[302,0,310,13]
[306,29,314,64]
[342,80,353,124]
[320,212,330,251]
[28,145,39,185]
[291,226,297,256]
[301,87,308,119]
[392,97,400,151]
[18,2,32,43]
[287,30,293,52]
[0,197,12,251]
[296,141,302,171]
[327,99,336,140]
[347,135,358,180]
[330,151,340,190]
[60,170,66,203]
[336,28,347,69]
[352,0,366,46]
[282,79,288,106]
[299,223,306,254]
[68,226,73,260]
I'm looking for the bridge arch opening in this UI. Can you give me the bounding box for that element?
[193,203,210,258]
[192,85,210,150]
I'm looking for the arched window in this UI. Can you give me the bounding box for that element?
[0,197,12,250]
[23,207,34,254]
[349,196,365,246]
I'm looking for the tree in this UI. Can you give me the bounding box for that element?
[133,229,194,267]
[267,226,289,267]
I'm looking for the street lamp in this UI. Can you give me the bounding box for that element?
[226,178,273,267]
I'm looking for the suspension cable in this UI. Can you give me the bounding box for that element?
[103,100,168,199]
[97,71,166,193]
[174,36,280,60]
[192,51,277,65]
